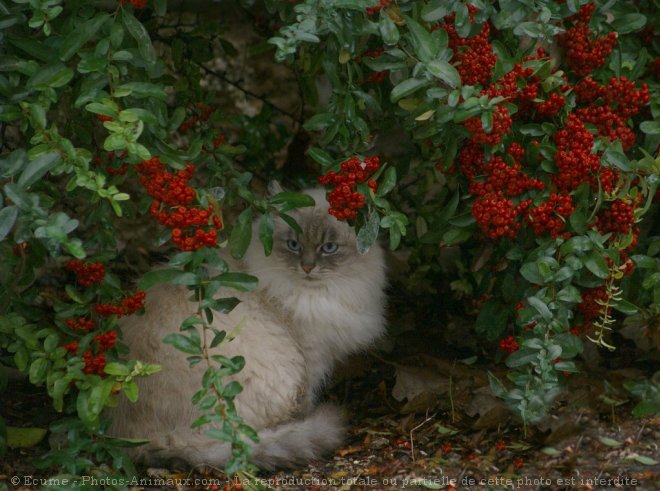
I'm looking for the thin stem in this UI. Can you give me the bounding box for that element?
[195,62,303,123]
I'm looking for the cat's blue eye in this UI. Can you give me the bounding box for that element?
[287,240,302,252]
[321,242,339,254]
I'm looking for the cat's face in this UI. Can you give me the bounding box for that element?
[244,188,373,287]
[271,205,360,283]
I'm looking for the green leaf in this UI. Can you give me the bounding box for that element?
[279,212,302,234]
[28,358,49,384]
[163,333,202,355]
[421,1,449,22]
[104,362,130,376]
[116,82,166,99]
[356,210,380,254]
[0,206,18,241]
[17,152,60,188]
[124,381,139,402]
[303,112,335,131]
[88,379,115,419]
[138,268,184,290]
[613,299,638,315]
[122,10,156,66]
[404,15,434,62]
[59,14,109,61]
[6,427,47,448]
[379,13,399,45]
[427,60,461,88]
[258,212,274,256]
[307,147,334,167]
[584,252,609,279]
[269,191,315,210]
[0,150,28,178]
[527,296,552,321]
[506,348,539,368]
[556,285,581,303]
[632,400,660,418]
[611,13,646,34]
[217,272,258,292]
[390,78,432,102]
[475,300,509,342]
[0,105,21,122]
[8,37,57,63]
[442,227,472,245]
[26,63,73,89]
[640,121,660,135]
[520,262,545,285]
[229,208,253,259]
[221,381,243,398]
[559,236,593,254]
[377,166,397,197]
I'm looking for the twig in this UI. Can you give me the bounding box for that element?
[196,62,303,123]
[409,410,437,463]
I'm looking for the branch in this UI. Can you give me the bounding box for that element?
[195,62,303,123]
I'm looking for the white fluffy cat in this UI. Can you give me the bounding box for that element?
[109,188,387,470]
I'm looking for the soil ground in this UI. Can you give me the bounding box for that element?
[2,347,659,491]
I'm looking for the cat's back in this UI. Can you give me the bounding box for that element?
[115,279,309,431]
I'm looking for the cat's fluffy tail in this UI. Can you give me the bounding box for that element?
[138,404,345,471]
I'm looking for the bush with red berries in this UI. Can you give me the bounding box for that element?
[0,0,658,480]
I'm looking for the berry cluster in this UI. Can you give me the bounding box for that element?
[63,328,118,376]
[65,260,106,287]
[93,331,118,351]
[438,7,496,86]
[595,199,635,235]
[318,156,380,220]
[598,168,621,195]
[526,194,574,239]
[366,71,387,84]
[575,105,635,151]
[119,0,147,8]
[137,157,222,251]
[178,103,215,134]
[468,156,543,198]
[557,3,618,77]
[472,195,527,239]
[94,151,128,176]
[499,335,519,353]
[94,291,146,318]
[366,0,390,16]
[577,286,609,322]
[572,76,649,151]
[552,114,600,192]
[535,92,566,119]
[82,351,107,375]
[65,318,96,332]
[464,106,512,146]
[462,144,543,239]
[64,341,79,354]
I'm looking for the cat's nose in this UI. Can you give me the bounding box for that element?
[302,264,315,274]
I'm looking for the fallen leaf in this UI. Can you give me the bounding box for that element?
[6,426,47,448]
[392,365,450,402]
[626,453,659,465]
[336,446,362,457]
[598,436,623,448]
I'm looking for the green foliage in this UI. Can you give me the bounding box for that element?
[0,0,658,480]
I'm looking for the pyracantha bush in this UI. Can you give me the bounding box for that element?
[0,0,658,480]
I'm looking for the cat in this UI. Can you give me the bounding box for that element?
[108,187,387,470]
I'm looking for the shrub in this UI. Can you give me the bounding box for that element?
[0,0,657,479]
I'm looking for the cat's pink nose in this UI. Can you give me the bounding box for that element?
[302,264,314,273]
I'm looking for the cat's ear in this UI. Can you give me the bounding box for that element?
[267,180,285,198]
